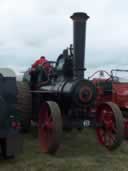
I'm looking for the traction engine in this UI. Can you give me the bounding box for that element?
[23,12,124,153]
[89,69,128,140]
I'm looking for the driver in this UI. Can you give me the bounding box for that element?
[32,56,51,72]
[30,56,52,89]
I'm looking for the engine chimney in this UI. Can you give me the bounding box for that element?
[71,12,89,79]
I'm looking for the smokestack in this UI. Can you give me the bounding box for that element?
[71,12,89,79]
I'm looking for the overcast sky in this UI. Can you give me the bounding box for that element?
[0,0,128,76]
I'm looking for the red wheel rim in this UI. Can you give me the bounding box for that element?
[38,103,54,153]
[96,104,117,149]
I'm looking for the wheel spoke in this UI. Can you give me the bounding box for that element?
[104,131,115,147]
[97,128,105,144]
[101,130,105,144]
[112,124,117,133]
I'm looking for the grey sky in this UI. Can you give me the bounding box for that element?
[0,0,128,75]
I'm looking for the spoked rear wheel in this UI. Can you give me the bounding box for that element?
[96,102,124,150]
[38,101,62,154]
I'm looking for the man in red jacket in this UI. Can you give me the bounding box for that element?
[30,56,52,89]
[32,56,51,72]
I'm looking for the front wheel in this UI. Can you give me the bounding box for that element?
[96,102,124,150]
[38,101,62,154]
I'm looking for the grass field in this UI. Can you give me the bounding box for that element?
[1,129,128,171]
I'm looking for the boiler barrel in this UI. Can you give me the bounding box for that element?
[40,79,96,106]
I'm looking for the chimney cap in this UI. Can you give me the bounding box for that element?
[71,12,89,21]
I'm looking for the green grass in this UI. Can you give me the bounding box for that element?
[1,129,128,171]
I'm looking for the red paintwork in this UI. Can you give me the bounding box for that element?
[90,70,128,138]
[112,83,128,109]
[92,79,128,109]
[92,78,112,107]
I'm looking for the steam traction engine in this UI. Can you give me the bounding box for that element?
[24,12,124,153]
[89,69,128,139]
